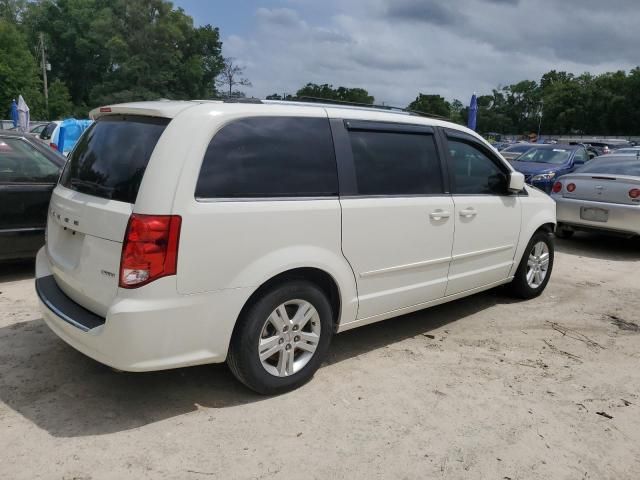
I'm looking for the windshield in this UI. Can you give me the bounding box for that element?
[505,144,531,153]
[576,158,640,176]
[516,148,572,165]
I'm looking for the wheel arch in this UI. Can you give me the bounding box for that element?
[232,267,346,343]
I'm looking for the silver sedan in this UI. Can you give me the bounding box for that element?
[551,155,640,238]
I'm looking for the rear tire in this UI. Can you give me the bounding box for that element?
[508,230,554,299]
[227,280,333,395]
[555,223,574,239]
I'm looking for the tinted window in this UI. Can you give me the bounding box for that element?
[348,131,442,195]
[573,148,588,163]
[576,158,640,176]
[60,115,169,203]
[196,117,338,198]
[0,137,60,183]
[40,122,58,140]
[448,139,507,195]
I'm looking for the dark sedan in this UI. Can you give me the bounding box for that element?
[0,132,66,261]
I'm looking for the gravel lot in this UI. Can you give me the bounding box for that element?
[1,234,639,480]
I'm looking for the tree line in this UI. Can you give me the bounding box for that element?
[1,0,224,119]
[2,0,639,134]
[278,71,640,136]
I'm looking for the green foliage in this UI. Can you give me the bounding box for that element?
[408,94,451,117]
[14,0,224,118]
[295,83,374,104]
[0,18,44,118]
[47,78,73,118]
[469,70,640,135]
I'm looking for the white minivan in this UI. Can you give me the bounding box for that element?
[36,100,556,394]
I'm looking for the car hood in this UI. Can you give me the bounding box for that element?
[511,161,566,175]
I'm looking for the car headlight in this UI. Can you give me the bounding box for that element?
[531,172,556,182]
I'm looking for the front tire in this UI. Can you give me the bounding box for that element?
[508,230,554,299]
[227,280,333,395]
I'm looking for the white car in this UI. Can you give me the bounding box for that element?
[36,100,556,394]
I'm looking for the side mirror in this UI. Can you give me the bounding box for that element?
[508,171,525,192]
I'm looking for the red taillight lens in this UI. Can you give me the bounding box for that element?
[567,183,576,192]
[552,181,562,193]
[119,214,181,288]
[629,188,640,199]
[50,143,58,150]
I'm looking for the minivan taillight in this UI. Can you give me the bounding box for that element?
[119,214,181,288]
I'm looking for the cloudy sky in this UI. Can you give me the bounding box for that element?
[174,0,640,106]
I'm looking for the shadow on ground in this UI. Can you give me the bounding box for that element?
[555,232,640,262]
[0,259,35,283]
[0,288,516,438]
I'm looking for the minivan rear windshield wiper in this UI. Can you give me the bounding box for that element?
[69,178,115,198]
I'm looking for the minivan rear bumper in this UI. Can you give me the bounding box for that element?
[35,247,251,372]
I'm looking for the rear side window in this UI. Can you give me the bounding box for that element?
[195,117,338,198]
[60,115,169,203]
[348,131,442,195]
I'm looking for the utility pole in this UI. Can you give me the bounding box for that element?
[536,100,544,142]
[39,32,49,118]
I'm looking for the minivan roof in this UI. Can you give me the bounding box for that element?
[89,99,482,140]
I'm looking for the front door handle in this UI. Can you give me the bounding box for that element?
[459,207,477,218]
[429,209,451,221]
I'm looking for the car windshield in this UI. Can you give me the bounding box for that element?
[516,148,572,164]
[505,144,531,153]
[576,157,640,176]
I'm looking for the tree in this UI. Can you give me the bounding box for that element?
[47,78,73,118]
[295,83,374,104]
[22,0,224,111]
[407,94,450,117]
[216,57,251,98]
[0,19,44,118]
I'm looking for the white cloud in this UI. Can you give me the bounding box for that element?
[221,0,640,106]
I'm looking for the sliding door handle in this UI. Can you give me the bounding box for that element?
[459,208,478,218]
[429,209,451,221]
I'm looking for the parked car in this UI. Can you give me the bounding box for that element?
[500,143,535,161]
[48,119,93,156]
[38,121,61,145]
[552,155,640,238]
[29,123,48,136]
[612,147,640,156]
[35,100,556,394]
[510,144,590,193]
[0,131,66,261]
[490,141,512,151]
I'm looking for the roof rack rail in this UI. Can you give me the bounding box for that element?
[221,97,263,104]
[292,96,450,121]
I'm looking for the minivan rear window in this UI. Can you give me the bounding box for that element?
[60,115,170,203]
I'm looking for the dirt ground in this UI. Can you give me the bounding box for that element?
[1,234,639,480]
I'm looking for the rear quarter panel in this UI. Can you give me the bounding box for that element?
[155,105,359,327]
